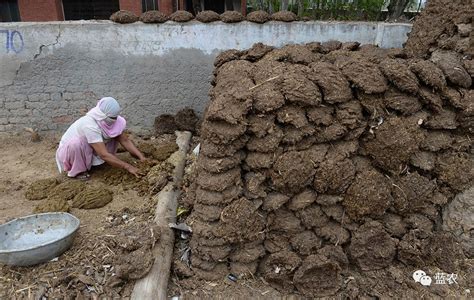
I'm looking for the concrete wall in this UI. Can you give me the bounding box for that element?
[0,21,412,133]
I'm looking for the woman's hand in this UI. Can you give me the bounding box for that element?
[140,156,160,165]
[91,142,143,177]
[126,165,144,178]
[117,133,147,161]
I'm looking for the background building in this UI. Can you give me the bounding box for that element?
[0,0,247,22]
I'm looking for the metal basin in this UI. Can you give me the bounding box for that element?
[0,212,80,266]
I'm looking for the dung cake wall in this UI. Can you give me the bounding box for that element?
[187,40,473,297]
[404,0,473,58]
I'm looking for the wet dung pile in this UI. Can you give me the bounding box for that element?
[72,186,114,209]
[48,180,87,200]
[153,142,179,160]
[183,41,473,297]
[138,141,179,161]
[93,156,175,196]
[271,11,298,22]
[404,0,473,58]
[155,107,200,134]
[169,10,194,22]
[154,114,177,134]
[34,195,70,213]
[25,178,59,200]
[220,11,245,23]
[175,108,200,133]
[33,180,87,213]
[110,10,139,24]
[147,161,174,194]
[196,10,221,23]
[246,10,270,23]
[94,160,155,195]
[140,10,168,23]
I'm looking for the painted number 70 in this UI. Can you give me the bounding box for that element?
[0,30,24,54]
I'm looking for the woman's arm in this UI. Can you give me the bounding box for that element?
[90,142,142,177]
[116,133,146,161]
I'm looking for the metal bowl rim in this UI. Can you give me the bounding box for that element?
[0,212,80,254]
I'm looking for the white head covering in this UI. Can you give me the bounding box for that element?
[86,97,121,124]
[99,97,121,118]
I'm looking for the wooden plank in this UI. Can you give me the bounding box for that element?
[131,131,192,300]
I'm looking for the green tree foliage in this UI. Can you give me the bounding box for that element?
[247,0,417,21]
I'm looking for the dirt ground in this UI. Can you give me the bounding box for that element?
[0,132,286,299]
[0,132,59,224]
[0,132,167,298]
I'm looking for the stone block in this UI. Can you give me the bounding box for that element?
[5,101,25,109]
[52,115,74,124]
[48,100,65,110]
[46,123,58,130]
[15,109,32,117]
[26,101,47,109]
[52,108,69,116]
[13,94,28,102]
[50,93,62,102]
[0,124,14,131]
[63,92,74,101]
[31,109,42,117]
[7,116,26,124]
[27,94,43,102]
[72,92,86,100]
[42,86,58,93]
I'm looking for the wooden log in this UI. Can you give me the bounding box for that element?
[131,131,192,300]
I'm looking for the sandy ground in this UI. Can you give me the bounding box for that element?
[0,132,155,298]
[168,276,284,299]
[0,132,148,224]
[0,132,61,223]
[0,131,282,299]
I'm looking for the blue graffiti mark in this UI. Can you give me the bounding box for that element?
[0,30,9,52]
[0,30,24,54]
[10,30,24,53]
